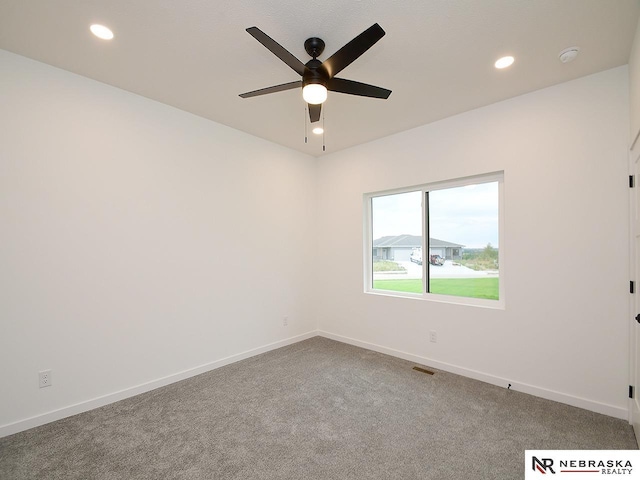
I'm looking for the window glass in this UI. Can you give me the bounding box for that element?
[371,191,423,294]
[428,182,499,300]
[367,173,502,306]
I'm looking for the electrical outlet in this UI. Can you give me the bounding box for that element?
[283,316,289,327]
[429,331,437,343]
[39,370,52,388]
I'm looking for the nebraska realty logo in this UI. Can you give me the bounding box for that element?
[525,451,640,479]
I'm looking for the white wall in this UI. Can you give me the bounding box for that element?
[316,66,631,418]
[630,17,640,147]
[0,50,318,434]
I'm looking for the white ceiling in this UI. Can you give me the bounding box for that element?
[1,0,639,156]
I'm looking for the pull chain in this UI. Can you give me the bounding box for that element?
[322,105,326,152]
[304,104,308,143]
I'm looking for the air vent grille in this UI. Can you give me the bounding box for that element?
[412,366,435,375]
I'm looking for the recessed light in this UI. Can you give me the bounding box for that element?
[312,127,324,135]
[90,24,114,40]
[494,56,515,69]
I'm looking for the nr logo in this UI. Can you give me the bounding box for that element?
[532,457,556,474]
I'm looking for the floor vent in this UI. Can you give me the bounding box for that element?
[412,366,435,375]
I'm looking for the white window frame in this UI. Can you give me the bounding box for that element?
[364,171,505,309]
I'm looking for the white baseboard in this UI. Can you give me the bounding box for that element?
[318,330,628,420]
[2,329,627,438]
[0,331,319,439]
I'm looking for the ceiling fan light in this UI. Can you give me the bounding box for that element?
[312,127,324,135]
[303,84,327,104]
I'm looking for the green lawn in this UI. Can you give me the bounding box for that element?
[373,277,499,300]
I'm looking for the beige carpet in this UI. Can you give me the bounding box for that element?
[0,336,636,479]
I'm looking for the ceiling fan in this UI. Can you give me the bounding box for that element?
[239,23,392,123]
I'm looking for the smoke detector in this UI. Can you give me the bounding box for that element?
[558,47,580,64]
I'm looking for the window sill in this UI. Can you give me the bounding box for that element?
[364,289,505,310]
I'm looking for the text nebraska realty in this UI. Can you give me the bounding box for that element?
[542,458,632,475]
[565,459,632,475]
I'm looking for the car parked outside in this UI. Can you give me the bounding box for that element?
[410,247,422,265]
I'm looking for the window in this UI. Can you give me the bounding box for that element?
[366,172,503,307]
[371,191,423,293]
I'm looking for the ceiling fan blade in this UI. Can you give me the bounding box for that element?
[319,24,385,79]
[246,27,307,76]
[309,104,321,123]
[239,80,302,99]
[327,78,391,99]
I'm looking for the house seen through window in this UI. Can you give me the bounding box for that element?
[368,173,502,305]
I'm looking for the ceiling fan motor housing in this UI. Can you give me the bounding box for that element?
[303,58,327,88]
